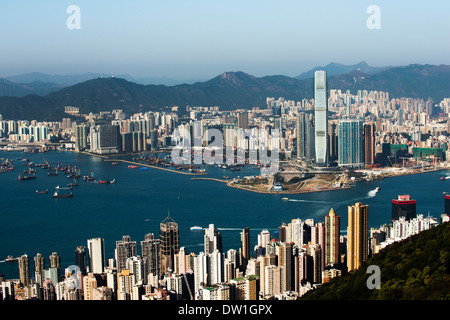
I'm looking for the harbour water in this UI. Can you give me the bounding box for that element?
[0,150,448,279]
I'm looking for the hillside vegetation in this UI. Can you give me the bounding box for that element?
[301,221,450,300]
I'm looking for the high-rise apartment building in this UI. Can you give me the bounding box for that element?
[18,254,30,287]
[141,233,161,279]
[347,202,369,272]
[363,122,376,165]
[296,113,315,162]
[325,208,340,266]
[204,224,223,255]
[338,118,364,168]
[34,253,45,286]
[87,238,105,274]
[160,213,180,274]
[239,227,250,272]
[75,246,87,275]
[314,70,328,166]
[115,235,137,273]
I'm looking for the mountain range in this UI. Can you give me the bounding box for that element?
[0,62,449,121]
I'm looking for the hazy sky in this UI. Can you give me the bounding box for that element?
[0,0,449,79]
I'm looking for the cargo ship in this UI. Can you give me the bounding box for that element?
[53,189,73,198]
[18,174,36,181]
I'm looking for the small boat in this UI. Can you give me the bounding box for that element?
[128,165,139,169]
[375,187,380,191]
[111,162,119,165]
[282,198,289,201]
[190,226,203,231]
[36,190,48,194]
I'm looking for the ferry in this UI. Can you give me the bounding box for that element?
[190,226,203,231]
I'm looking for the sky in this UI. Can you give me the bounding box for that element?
[0,0,449,80]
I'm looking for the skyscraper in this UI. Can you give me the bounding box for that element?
[325,208,340,266]
[392,195,416,221]
[338,118,364,168]
[34,253,45,286]
[296,113,315,162]
[204,224,223,255]
[18,254,30,287]
[141,233,161,279]
[115,235,137,273]
[75,246,87,275]
[347,202,369,272]
[239,227,250,272]
[363,122,376,165]
[160,213,180,274]
[87,238,105,274]
[314,70,328,166]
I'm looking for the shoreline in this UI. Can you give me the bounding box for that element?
[224,167,449,195]
[10,149,449,194]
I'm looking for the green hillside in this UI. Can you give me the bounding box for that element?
[301,221,450,300]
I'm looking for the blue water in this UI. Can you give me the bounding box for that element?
[0,150,448,279]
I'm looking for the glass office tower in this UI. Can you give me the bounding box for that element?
[314,71,328,166]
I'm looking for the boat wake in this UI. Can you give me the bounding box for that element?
[288,199,330,204]
[367,188,379,198]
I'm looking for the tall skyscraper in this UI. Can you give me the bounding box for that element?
[328,122,338,162]
[363,122,376,165]
[160,213,180,274]
[239,227,250,273]
[296,113,315,162]
[115,235,137,273]
[204,224,223,255]
[325,208,340,266]
[34,253,45,286]
[49,252,61,269]
[314,70,328,166]
[347,202,369,272]
[18,254,30,287]
[75,246,87,275]
[141,233,161,279]
[338,118,364,168]
[87,238,105,274]
[392,195,416,221]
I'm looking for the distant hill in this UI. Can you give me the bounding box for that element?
[301,222,450,300]
[0,78,66,97]
[296,61,391,80]
[0,64,449,121]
